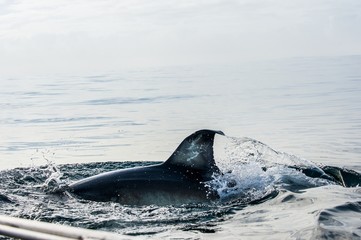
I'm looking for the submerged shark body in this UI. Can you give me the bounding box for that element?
[69,130,224,205]
[69,129,361,205]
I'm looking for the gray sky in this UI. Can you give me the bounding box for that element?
[0,0,360,75]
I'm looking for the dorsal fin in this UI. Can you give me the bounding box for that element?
[163,129,224,179]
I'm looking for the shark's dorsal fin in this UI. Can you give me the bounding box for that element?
[163,129,224,179]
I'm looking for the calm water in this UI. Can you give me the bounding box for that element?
[0,55,361,239]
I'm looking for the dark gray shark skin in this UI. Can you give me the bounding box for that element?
[294,165,361,187]
[69,130,224,205]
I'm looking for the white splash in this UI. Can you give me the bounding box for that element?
[210,135,332,203]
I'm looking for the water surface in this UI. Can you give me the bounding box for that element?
[0,55,360,239]
[1,56,361,170]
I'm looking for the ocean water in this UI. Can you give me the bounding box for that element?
[0,55,360,239]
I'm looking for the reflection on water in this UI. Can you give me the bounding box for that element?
[0,55,361,170]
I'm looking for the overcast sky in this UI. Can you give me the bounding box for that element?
[0,0,360,75]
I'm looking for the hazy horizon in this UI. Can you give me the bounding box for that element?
[1,0,360,75]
